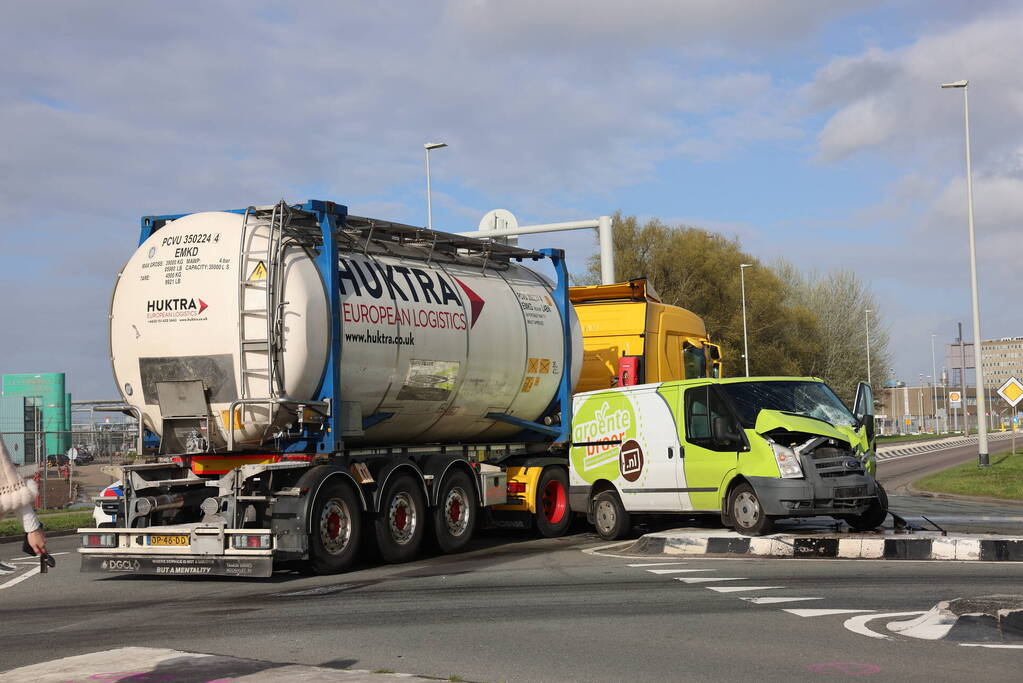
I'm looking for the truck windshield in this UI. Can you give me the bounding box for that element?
[718,381,856,428]
[683,346,707,379]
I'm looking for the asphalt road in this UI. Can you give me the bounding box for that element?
[2,530,1022,682]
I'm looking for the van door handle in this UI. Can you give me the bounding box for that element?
[668,447,673,459]
[678,446,685,458]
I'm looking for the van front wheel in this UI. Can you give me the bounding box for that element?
[592,490,630,540]
[729,483,774,536]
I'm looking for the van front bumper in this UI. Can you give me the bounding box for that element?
[745,475,878,517]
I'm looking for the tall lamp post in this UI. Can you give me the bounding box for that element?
[739,263,752,377]
[864,309,872,387]
[424,142,448,229]
[941,79,989,467]
[930,334,940,433]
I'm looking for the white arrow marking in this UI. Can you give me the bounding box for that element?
[843,611,925,640]
[0,566,41,591]
[647,568,714,574]
[741,596,823,604]
[707,585,784,593]
[785,608,877,617]
[676,577,745,584]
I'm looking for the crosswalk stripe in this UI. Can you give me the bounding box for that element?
[784,608,876,617]
[740,596,823,604]
[646,569,714,574]
[706,585,783,593]
[676,577,745,583]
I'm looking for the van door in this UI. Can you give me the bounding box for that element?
[619,386,685,512]
[678,384,744,511]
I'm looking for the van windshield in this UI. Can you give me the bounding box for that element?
[718,381,856,429]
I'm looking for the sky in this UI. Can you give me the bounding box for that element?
[1,1,1021,399]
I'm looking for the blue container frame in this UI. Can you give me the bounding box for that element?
[138,200,572,454]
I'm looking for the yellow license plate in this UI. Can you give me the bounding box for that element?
[149,535,189,547]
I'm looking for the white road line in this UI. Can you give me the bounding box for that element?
[646,568,713,574]
[0,566,41,591]
[627,561,689,567]
[843,611,925,640]
[959,643,1023,649]
[706,585,784,593]
[676,576,745,584]
[741,597,823,604]
[784,608,876,617]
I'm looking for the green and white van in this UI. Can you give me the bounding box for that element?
[568,376,885,538]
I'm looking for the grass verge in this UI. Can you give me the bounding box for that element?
[914,447,1023,500]
[0,511,93,537]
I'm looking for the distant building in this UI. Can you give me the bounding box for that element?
[1,372,71,463]
[946,337,1023,390]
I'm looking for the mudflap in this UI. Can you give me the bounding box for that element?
[80,554,273,578]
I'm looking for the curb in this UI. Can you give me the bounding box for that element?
[0,528,80,545]
[629,532,1023,561]
[903,482,1023,508]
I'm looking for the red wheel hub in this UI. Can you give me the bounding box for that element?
[394,505,408,531]
[541,479,567,524]
[448,498,462,523]
[327,511,341,539]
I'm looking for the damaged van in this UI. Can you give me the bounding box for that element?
[569,376,886,538]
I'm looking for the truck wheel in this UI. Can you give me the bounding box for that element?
[845,482,889,531]
[433,469,477,554]
[592,490,630,540]
[374,473,426,563]
[309,480,362,575]
[729,483,774,536]
[535,467,572,538]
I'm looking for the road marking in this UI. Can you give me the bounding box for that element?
[0,566,40,591]
[676,576,745,583]
[627,561,688,567]
[959,643,1023,649]
[785,608,876,617]
[646,568,713,574]
[843,611,925,640]
[707,585,784,593]
[741,596,823,604]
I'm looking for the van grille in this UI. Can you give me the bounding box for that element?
[804,446,865,477]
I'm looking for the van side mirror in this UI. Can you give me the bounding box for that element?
[712,416,740,448]
[853,381,876,443]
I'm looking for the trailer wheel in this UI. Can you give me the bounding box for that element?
[433,469,477,554]
[844,482,889,531]
[729,483,774,536]
[535,467,572,538]
[592,490,630,540]
[375,473,426,563]
[309,480,362,575]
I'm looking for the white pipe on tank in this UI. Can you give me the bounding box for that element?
[457,215,616,284]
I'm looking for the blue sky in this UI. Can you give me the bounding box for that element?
[1,1,1021,398]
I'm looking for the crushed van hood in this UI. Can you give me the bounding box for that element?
[754,409,853,445]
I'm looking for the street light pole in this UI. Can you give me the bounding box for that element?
[740,263,752,377]
[931,334,939,433]
[424,142,448,230]
[865,309,872,387]
[942,79,989,466]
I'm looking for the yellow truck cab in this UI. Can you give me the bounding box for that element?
[570,279,722,392]
[569,376,885,538]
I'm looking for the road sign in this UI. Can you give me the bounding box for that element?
[948,390,962,408]
[996,377,1023,407]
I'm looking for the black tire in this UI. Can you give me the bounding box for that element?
[845,482,889,531]
[535,467,573,538]
[308,479,363,575]
[592,489,630,540]
[433,469,477,554]
[729,482,774,536]
[374,473,427,563]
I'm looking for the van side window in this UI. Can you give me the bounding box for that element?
[685,386,741,452]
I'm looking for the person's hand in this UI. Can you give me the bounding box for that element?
[26,528,47,556]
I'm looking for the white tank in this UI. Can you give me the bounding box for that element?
[110,211,582,449]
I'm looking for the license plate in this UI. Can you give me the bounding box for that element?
[149,535,189,547]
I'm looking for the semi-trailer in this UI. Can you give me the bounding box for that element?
[79,199,723,577]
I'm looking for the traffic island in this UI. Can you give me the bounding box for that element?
[889,596,1023,642]
[625,528,1023,561]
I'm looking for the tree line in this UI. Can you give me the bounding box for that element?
[582,213,891,404]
